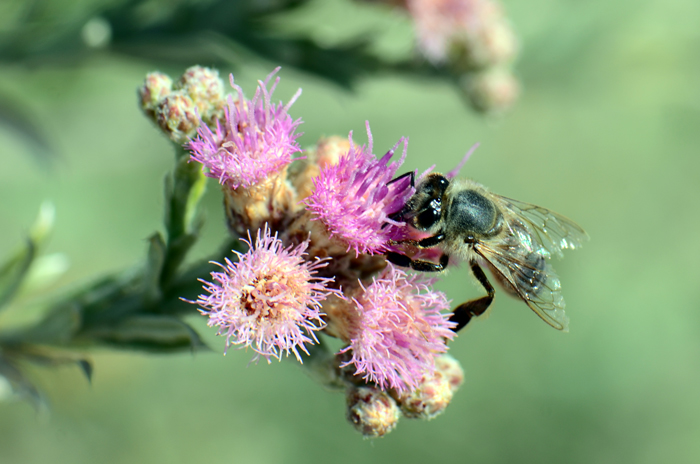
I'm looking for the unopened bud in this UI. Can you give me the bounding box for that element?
[462,67,519,114]
[392,354,463,420]
[175,66,225,123]
[455,17,517,71]
[346,386,400,438]
[156,91,199,143]
[392,371,453,420]
[435,353,464,392]
[138,72,173,118]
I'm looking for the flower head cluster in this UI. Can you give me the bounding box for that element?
[379,0,521,113]
[405,0,517,67]
[179,67,467,437]
[303,123,415,256]
[195,225,338,363]
[188,68,303,189]
[342,264,456,393]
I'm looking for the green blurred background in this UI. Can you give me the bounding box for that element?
[1,0,699,462]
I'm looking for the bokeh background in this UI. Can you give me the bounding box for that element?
[1,0,699,462]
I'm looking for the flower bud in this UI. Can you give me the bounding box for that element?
[461,67,519,114]
[392,370,453,420]
[138,72,173,118]
[453,16,518,71]
[346,386,400,438]
[435,353,464,391]
[156,91,199,143]
[175,66,226,123]
[392,354,463,420]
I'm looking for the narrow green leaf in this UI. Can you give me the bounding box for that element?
[159,232,198,289]
[0,356,48,413]
[86,315,208,353]
[166,156,205,241]
[8,301,83,346]
[0,203,55,311]
[183,165,207,234]
[0,239,36,311]
[9,346,94,384]
[29,202,55,244]
[143,233,166,304]
[76,359,93,383]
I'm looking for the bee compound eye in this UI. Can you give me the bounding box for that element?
[416,207,440,229]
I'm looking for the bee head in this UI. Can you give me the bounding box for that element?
[403,173,450,231]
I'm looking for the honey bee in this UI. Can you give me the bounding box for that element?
[386,171,588,332]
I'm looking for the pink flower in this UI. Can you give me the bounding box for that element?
[342,264,456,393]
[407,0,517,67]
[303,122,415,256]
[194,225,338,363]
[188,67,303,189]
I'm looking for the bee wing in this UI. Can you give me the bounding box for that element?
[494,195,589,258]
[476,242,570,331]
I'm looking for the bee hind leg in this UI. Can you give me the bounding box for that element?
[386,252,449,272]
[449,261,495,332]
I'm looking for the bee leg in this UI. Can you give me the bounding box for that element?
[449,261,495,332]
[390,233,446,248]
[416,234,445,248]
[386,252,449,272]
[387,171,415,187]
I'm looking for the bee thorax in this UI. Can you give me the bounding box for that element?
[447,189,499,238]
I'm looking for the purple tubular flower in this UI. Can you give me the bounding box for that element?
[446,142,479,179]
[303,122,415,256]
[188,67,303,189]
[194,225,338,363]
[342,263,456,393]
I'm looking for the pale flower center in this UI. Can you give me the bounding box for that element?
[240,273,292,320]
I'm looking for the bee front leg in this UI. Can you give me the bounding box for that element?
[386,252,449,272]
[449,261,495,332]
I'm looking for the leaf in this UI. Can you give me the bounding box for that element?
[11,346,94,384]
[183,163,207,234]
[10,302,83,345]
[0,203,54,311]
[0,239,36,311]
[0,355,48,413]
[85,315,209,353]
[143,233,166,304]
[21,253,70,293]
[165,155,207,239]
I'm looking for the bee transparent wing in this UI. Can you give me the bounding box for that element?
[494,195,588,258]
[476,243,570,331]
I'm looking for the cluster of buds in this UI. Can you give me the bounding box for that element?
[138,66,227,143]
[370,0,520,113]
[345,353,464,437]
[156,67,467,437]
